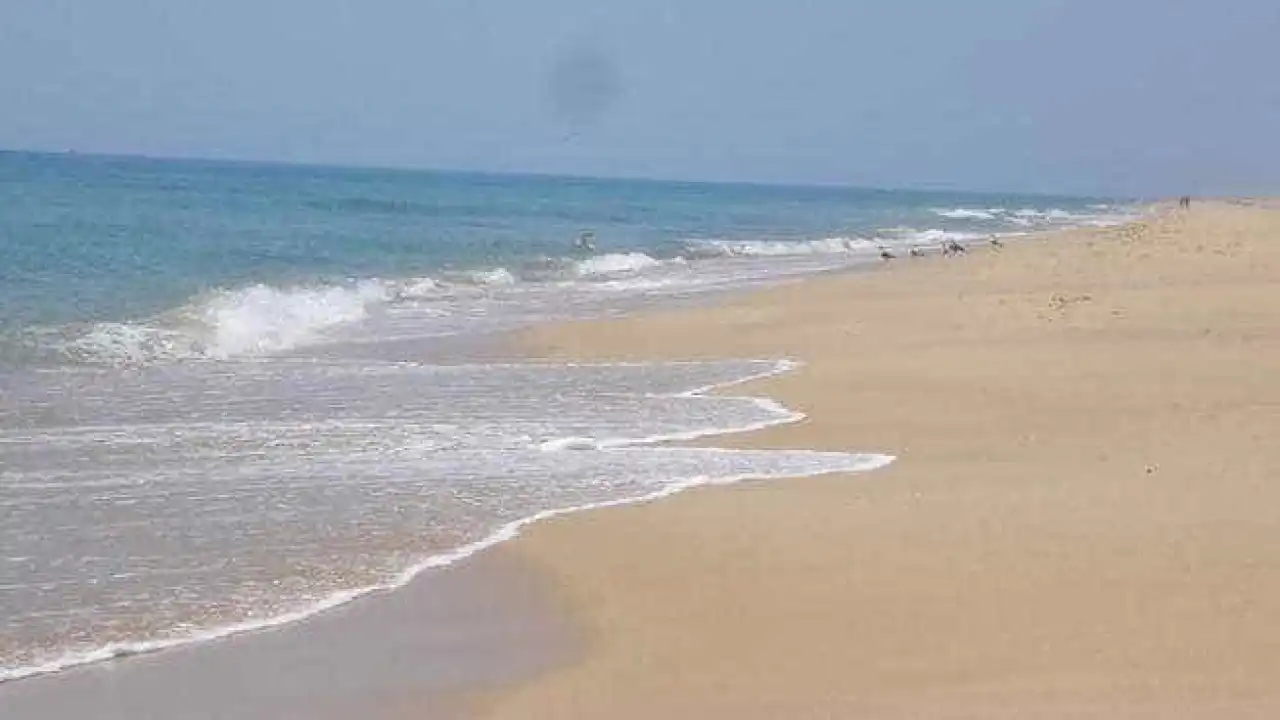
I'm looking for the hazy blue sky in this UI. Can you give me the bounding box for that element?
[2,1,1277,195]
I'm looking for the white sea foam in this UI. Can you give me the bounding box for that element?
[1004,208,1076,224]
[584,277,686,294]
[64,282,391,364]
[537,436,599,451]
[572,252,663,277]
[932,207,1001,220]
[64,323,199,365]
[938,206,1126,226]
[435,267,519,287]
[1009,206,1140,229]
[683,237,877,258]
[0,358,894,684]
[468,267,517,286]
[390,277,441,301]
[194,281,389,357]
[896,229,985,245]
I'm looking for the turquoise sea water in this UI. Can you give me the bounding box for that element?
[0,151,1129,685]
[1,151,1117,359]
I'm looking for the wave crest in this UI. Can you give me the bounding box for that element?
[572,252,662,277]
[195,282,387,357]
[932,207,1002,220]
[682,237,877,258]
[64,281,393,364]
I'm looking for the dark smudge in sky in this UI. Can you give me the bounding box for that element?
[545,42,623,129]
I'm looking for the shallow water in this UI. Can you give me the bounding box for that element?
[0,357,892,679]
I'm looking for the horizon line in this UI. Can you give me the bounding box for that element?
[0,146,1129,202]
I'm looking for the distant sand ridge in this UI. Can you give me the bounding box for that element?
[469,202,1280,718]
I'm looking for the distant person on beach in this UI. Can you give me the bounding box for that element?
[574,230,597,253]
[1179,196,1192,210]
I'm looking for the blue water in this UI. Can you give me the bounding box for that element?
[1,151,1115,352]
[0,151,1130,687]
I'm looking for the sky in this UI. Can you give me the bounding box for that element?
[1,0,1277,196]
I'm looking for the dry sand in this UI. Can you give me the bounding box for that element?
[468,202,1280,718]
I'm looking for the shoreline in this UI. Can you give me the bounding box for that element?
[6,209,1085,689]
[0,208,1158,716]
[473,201,1280,718]
[0,353,885,681]
[0,360,886,717]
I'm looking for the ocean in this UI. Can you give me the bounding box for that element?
[0,151,1129,682]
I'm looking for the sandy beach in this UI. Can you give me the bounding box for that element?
[467,202,1280,718]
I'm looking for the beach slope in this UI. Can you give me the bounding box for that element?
[475,202,1280,718]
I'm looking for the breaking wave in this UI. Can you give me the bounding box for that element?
[682,237,879,258]
[48,252,687,365]
[932,207,1002,220]
[572,252,664,277]
[932,206,1137,227]
[28,205,1141,366]
[62,281,395,364]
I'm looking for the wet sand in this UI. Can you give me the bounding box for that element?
[0,550,575,720]
[474,202,1280,718]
